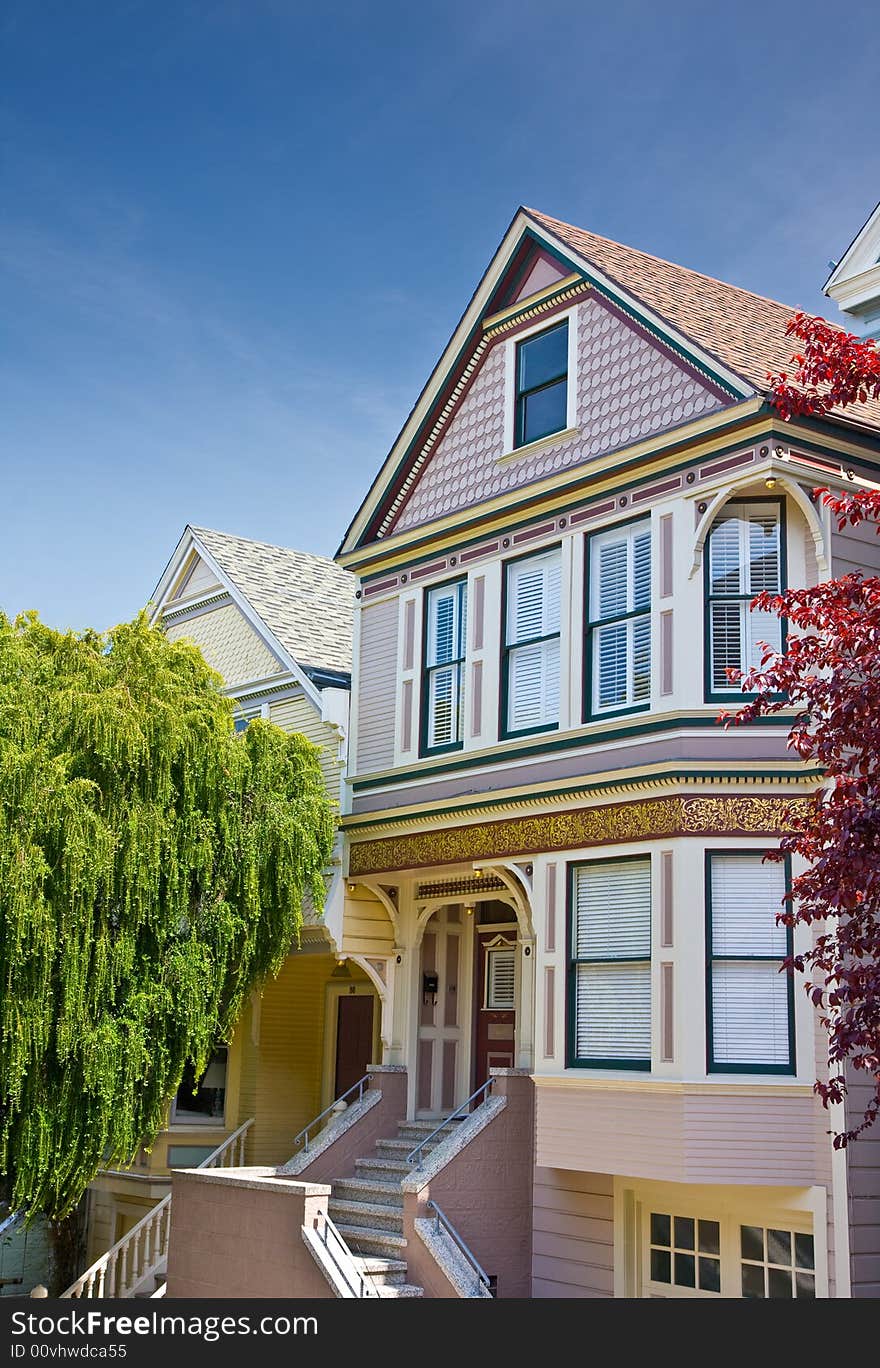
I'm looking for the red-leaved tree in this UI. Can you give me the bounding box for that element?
[769,311,880,419]
[722,317,880,1144]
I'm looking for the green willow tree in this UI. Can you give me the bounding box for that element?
[0,610,335,1218]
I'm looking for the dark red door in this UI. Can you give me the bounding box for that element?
[334,993,374,1100]
[474,929,516,1088]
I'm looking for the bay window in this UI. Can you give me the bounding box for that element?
[586,519,652,716]
[569,856,651,1069]
[706,852,794,1074]
[423,578,467,753]
[705,499,784,697]
[503,548,561,737]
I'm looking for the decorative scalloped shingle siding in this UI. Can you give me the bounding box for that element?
[165,604,282,686]
[394,297,723,532]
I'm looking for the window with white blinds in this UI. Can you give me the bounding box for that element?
[486,947,516,1009]
[587,520,652,715]
[705,501,784,696]
[707,853,794,1073]
[423,579,467,752]
[503,549,561,736]
[569,857,651,1067]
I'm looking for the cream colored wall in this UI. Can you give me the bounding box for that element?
[269,695,342,806]
[165,603,282,686]
[352,483,823,780]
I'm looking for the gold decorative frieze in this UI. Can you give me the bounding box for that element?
[347,794,814,876]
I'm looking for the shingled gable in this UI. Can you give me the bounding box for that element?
[152,525,355,686]
[338,206,880,558]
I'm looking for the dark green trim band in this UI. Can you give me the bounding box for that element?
[351,710,801,792]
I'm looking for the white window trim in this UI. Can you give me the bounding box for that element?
[501,306,579,458]
[613,1178,829,1299]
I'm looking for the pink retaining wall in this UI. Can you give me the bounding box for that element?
[404,1071,535,1298]
[290,1066,407,1184]
[166,1169,333,1299]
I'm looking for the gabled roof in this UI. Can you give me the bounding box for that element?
[190,527,354,679]
[823,199,880,325]
[338,206,880,558]
[530,209,880,430]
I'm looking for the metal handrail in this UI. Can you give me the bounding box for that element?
[292,1074,370,1154]
[426,1199,496,1297]
[312,1211,379,1298]
[406,1077,494,1169]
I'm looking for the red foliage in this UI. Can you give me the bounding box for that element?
[768,312,880,420]
[723,488,880,1144]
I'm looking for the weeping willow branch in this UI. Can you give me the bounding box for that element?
[0,610,336,1217]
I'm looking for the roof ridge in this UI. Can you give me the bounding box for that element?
[524,206,813,321]
[191,525,346,571]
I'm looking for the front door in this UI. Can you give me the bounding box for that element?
[334,993,375,1100]
[416,905,471,1116]
[474,926,517,1086]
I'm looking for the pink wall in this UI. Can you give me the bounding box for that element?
[403,1071,535,1298]
[166,1169,333,1299]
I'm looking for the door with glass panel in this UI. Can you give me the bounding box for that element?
[416,906,473,1116]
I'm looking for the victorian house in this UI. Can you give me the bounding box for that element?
[328,207,880,1299]
[68,525,362,1295]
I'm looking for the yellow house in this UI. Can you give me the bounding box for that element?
[77,524,395,1279]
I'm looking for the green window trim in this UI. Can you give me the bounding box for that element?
[514,319,569,449]
[420,577,467,757]
[500,545,562,741]
[584,514,653,722]
[704,850,795,1076]
[703,496,788,704]
[567,854,652,1071]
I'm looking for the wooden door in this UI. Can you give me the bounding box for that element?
[416,906,471,1116]
[334,993,374,1100]
[474,927,517,1087]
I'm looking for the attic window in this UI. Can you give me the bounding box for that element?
[515,320,569,447]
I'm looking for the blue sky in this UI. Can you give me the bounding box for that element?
[2,0,879,630]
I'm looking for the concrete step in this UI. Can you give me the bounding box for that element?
[375,1282,424,1298]
[352,1256,408,1288]
[394,1122,461,1144]
[328,1199,404,1235]
[354,1157,412,1180]
[374,1137,446,1160]
[395,1117,461,1134]
[332,1177,403,1208]
[334,1224,408,1259]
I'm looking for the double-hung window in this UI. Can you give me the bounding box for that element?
[705,499,784,697]
[586,519,652,716]
[514,320,569,447]
[706,852,794,1073]
[503,549,561,737]
[423,579,467,753]
[569,857,652,1068]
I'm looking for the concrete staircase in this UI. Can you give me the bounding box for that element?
[328,1116,464,1298]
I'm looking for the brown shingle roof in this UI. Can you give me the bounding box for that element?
[192,527,354,678]
[527,208,880,431]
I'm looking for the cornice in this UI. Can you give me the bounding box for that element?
[343,765,822,835]
[346,793,816,876]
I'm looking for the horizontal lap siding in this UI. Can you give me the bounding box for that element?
[249,954,333,1166]
[341,889,395,955]
[269,696,342,805]
[831,522,880,578]
[536,1086,820,1184]
[165,604,282,686]
[532,1169,614,1297]
[846,1073,880,1297]
[355,600,398,775]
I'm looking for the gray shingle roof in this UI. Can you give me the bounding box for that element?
[191,526,354,678]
